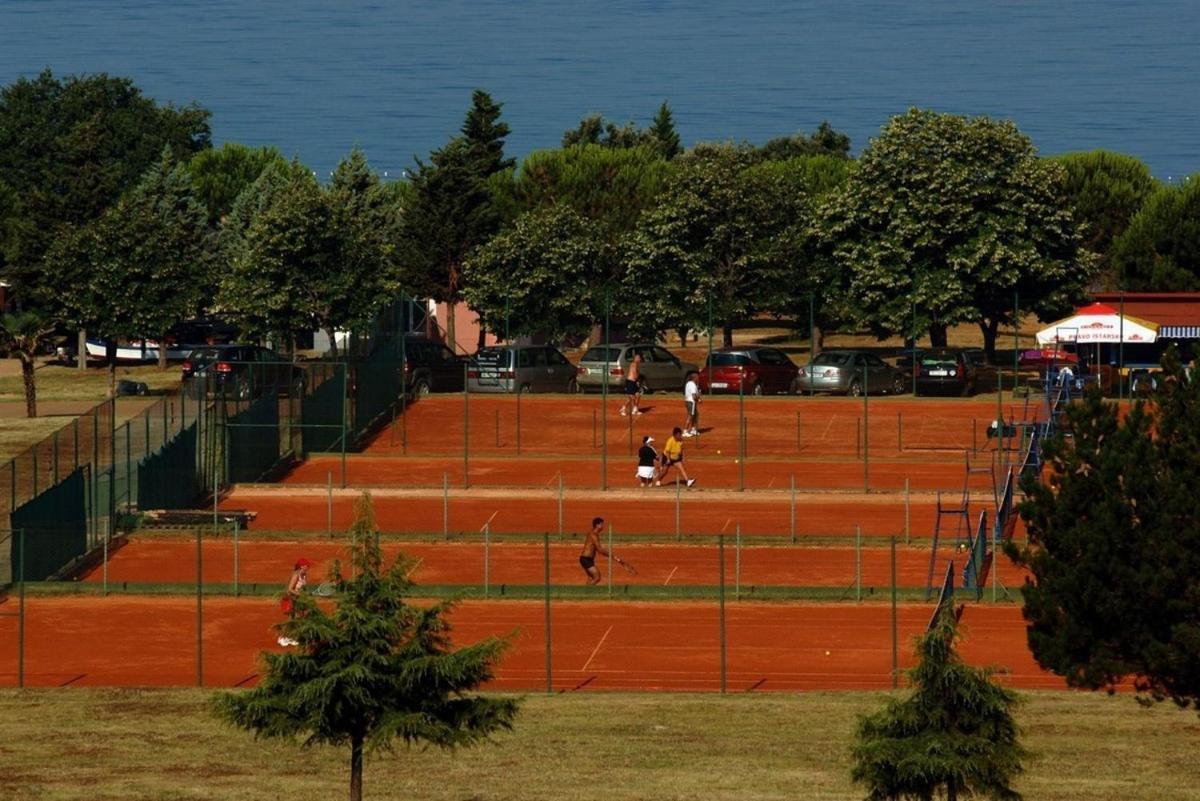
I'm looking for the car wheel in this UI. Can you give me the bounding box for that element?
[566,378,579,394]
[891,375,905,395]
[413,378,431,397]
[751,381,764,397]
[848,379,862,397]
[519,382,532,394]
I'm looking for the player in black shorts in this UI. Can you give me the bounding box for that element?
[619,353,644,417]
[579,516,626,584]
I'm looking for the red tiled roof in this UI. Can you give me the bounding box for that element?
[1092,293,1200,327]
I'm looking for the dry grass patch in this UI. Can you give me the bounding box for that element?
[0,363,181,405]
[0,688,1197,800]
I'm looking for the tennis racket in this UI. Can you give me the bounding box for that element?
[309,582,337,597]
[618,559,638,576]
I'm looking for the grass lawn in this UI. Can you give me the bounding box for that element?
[0,418,70,463]
[0,688,1196,800]
[0,363,181,405]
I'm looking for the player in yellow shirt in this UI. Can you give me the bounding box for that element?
[656,427,696,487]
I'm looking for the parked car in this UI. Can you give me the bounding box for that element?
[915,348,982,396]
[398,336,467,395]
[698,347,799,395]
[467,345,578,393]
[575,343,698,393]
[182,344,305,399]
[794,350,906,396]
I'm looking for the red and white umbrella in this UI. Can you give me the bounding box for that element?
[1035,303,1159,345]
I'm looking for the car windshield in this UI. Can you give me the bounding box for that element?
[188,348,235,364]
[813,352,852,366]
[707,353,751,367]
[581,346,621,363]
[473,348,511,368]
[921,354,958,369]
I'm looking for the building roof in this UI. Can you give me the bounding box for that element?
[1092,293,1200,338]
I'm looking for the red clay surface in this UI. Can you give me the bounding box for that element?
[279,395,1038,492]
[0,596,1060,691]
[77,537,1031,590]
[223,487,1020,541]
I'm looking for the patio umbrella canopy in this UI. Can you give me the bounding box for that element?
[1035,303,1159,345]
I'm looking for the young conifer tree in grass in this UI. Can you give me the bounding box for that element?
[215,492,518,801]
[850,606,1026,801]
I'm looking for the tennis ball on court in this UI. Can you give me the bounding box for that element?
[734,458,739,464]
[825,650,831,656]
[716,449,722,454]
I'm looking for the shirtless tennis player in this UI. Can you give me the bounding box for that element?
[579,516,626,585]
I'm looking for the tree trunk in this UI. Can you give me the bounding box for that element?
[445,300,458,353]
[722,322,734,348]
[78,329,87,372]
[477,324,487,350]
[349,733,363,801]
[928,323,948,348]
[979,318,1000,364]
[325,326,339,360]
[677,328,689,348]
[158,332,169,371]
[106,340,118,398]
[19,351,37,418]
[811,323,824,358]
[946,776,958,801]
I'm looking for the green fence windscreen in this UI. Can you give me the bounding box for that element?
[138,423,201,510]
[225,393,282,483]
[11,466,89,580]
[301,364,346,454]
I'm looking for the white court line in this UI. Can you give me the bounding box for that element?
[405,557,424,577]
[820,414,837,440]
[581,625,614,672]
[479,510,499,533]
[663,566,679,586]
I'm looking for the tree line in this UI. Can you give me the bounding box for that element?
[2,70,1197,414]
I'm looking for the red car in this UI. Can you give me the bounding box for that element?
[698,347,800,395]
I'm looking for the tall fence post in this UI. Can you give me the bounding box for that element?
[327,471,333,538]
[557,472,564,537]
[442,472,449,538]
[790,474,796,543]
[855,524,862,602]
[904,478,911,545]
[607,523,614,598]
[862,365,869,492]
[516,386,522,455]
[463,363,470,489]
[718,533,727,695]
[891,535,899,689]
[483,522,490,598]
[233,519,240,597]
[17,528,25,688]
[735,523,742,601]
[675,478,682,540]
[196,525,204,688]
[544,530,553,695]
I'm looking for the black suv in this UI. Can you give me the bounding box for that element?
[400,336,466,395]
[182,345,305,399]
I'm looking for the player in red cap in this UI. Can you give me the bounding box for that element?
[279,557,312,647]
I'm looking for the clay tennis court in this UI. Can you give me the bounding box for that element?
[223,486,1019,541]
[365,394,1045,459]
[76,536,1031,590]
[0,595,1058,691]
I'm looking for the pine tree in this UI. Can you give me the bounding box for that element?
[648,101,682,160]
[216,493,518,801]
[1013,349,1200,707]
[851,607,1027,801]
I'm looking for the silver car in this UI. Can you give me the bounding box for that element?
[794,350,907,396]
[467,345,578,393]
[575,343,698,393]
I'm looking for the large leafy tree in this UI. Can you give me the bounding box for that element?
[1011,350,1200,707]
[216,493,518,801]
[851,607,1027,801]
[820,109,1090,357]
[1108,176,1200,291]
[187,142,288,225]
[0,70,210,294]
[402,91,511,352]
[620,147,831,344]
[220,152,401,356]
[1051,150,1158,287]
[43,149,214,375]
[463,203,607,342]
